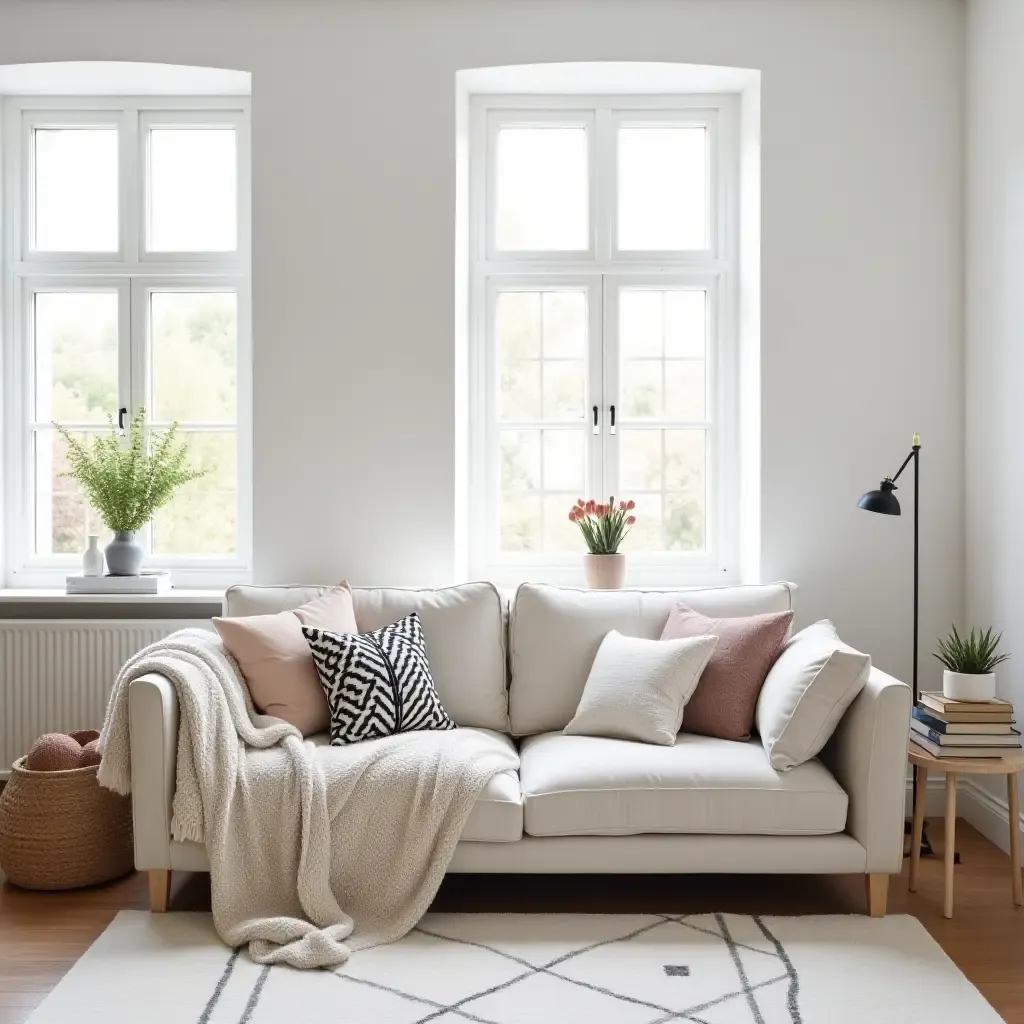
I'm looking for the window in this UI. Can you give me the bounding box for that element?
[2,97,251,586]
[466,95,738,584]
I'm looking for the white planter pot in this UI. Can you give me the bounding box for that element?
[584,553,626,590]
[942,669,996,702]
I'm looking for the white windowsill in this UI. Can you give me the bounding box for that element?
[0,588,224,605]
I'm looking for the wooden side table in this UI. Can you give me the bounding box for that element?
[908,742,1024,918]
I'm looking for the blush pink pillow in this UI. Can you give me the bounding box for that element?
[660,605,794,741]
[213,585,358,735]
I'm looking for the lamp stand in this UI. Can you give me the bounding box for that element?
[908,444,934,856]
[860,439,939,859]
[889,443,952,861]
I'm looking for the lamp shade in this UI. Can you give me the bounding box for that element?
[857,479,901,515]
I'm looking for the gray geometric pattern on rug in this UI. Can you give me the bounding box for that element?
[199,913,802,1024]
[303,613,455,745]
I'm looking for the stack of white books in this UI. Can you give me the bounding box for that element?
[65,571,172,595]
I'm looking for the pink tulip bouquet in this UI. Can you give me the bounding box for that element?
[568,497,637,554]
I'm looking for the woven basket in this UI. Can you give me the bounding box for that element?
[0,756,133,890]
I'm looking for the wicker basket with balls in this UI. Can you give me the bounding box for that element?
[0,730,134,889]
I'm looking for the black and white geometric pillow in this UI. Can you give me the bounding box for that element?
[302,613,456,745]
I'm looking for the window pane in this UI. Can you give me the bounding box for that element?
[149,127,236,251]
[665,429,706,494]
[35,430,112,556]
[542,292,586,358]
[499,428,586,554]
[542,430,584,492]
[34,291,119,424]
[500,359,541,422]
[620,429,662,491]
[665,291,706,358]
[622,361,663,420]
[665,425,707,552]
[500,430,540,491]
[496,292,541,360]
[666,492,705,551]
[501,492,541,552]
[543,493,580,552]
[620,288,707,423]
[618,126,706,250]
[620,291,662,357]
[151,432,236,555]
[495,126,587,250]
[496,287,590,556]
[34,127,118,252]
[151,292,237,422]
[665,361,705,420]
[625,492,663,552]
[542,361,584,421]
[497,289,588,424]
[618,428,706,553]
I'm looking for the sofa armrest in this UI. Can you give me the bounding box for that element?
[819,666,912,874]
[128,673,179,871]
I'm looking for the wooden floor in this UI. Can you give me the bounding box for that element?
[2,819,1022,1023]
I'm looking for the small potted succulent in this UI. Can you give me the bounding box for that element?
[934,626,1010,702]
[569,497,636,590]
[55,409,205,576]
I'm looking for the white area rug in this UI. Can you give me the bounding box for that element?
[27,910,1002,1023]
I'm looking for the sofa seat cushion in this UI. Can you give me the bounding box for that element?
[520,732,847,838]
[311,728,523,842]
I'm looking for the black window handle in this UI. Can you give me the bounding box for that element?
[118,407,127,430]
[610,404,616,435]
[592,405,599,435]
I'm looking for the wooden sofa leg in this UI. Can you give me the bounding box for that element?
[149,869,171,913]
[866,873,888,917]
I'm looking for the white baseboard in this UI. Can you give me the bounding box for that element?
[959,778,1024,866]
[904,774,1023,866]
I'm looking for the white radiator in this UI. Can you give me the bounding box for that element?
[0,620,211,776]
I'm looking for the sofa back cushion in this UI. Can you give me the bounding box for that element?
[213,584,357,736]
[508,582,796,736]
[224,582,510,732]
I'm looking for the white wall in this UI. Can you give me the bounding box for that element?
[965,0,1024,842]
[0,0,964,687]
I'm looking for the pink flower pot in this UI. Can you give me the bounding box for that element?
[584,553,626,590]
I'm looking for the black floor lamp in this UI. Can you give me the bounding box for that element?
[857,433,933,856]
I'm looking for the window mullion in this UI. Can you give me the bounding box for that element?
[585,274,604,502]
[600,276,620,503]
[127,279,147,420]
[122,106,140,263]
[594,106,614,263]
[127,278,152,554]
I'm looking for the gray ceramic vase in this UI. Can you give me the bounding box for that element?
[105,531,144,576]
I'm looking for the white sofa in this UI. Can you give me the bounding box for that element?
[128,581,912,916]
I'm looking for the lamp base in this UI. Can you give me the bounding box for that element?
[904,819,960,863]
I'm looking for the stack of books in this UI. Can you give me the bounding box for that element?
[910,691,1021,758]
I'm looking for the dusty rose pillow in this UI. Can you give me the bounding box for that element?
[213,584,358,735]
[660,605,793,741]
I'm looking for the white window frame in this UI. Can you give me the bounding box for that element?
[466,93,739,586]
[1,95,252,588]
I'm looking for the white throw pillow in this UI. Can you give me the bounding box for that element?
[756,620,870,771]
[564,631,718,745]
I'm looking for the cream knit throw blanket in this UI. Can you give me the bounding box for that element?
[98,628,519,969]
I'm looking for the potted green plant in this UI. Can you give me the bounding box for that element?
[934,626,1010,702]
[55,409,205,576]
[569,497,636,589]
